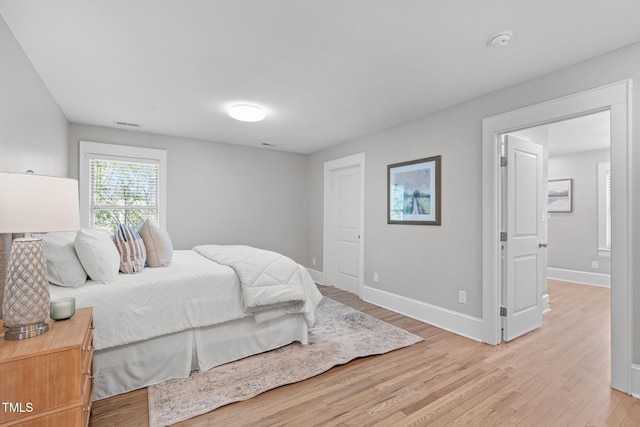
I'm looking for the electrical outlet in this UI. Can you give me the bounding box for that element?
[458,290,467,304]
[373,272,379,283]
[312,258,316,266]
[592,260,599,269]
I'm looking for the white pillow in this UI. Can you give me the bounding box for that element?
[138,220,173,267]
[37,232,87,288]
[74,228,120,283]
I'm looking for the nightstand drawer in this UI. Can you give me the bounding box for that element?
[82,321,94,384]
[82,377,94,427]
[7,406,84,427]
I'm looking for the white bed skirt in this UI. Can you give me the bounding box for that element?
[93,313,308,400]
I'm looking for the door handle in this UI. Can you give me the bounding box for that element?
[538,242,548,248]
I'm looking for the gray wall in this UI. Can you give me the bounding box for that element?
[308,41,640,361]
[0,16,68,316]
[309,108,484,317]
[548,149,610,274]
[67,124,310,262]
[0,16,68,176]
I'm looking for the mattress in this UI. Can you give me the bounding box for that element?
[49,250,246,350]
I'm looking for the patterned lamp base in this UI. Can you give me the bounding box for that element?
[2,238,50,340]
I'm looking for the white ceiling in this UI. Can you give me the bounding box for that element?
[514,110,611,156]
[546,111,611,156]
[1,1,639,154]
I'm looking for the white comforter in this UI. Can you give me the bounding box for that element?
[49,249,320,350]
[193,244,322,326]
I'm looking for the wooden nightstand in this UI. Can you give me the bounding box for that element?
[0,307,94,426]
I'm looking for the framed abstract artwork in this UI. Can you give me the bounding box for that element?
[548,178,573,212]
[388,155,441,225]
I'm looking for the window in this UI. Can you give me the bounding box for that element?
[597,161,611,255]
[79,141,167,231]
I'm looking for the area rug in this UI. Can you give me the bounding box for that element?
[147,297,423,426]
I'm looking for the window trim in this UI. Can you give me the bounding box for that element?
[79,141,167,229]
[597,161,611,257]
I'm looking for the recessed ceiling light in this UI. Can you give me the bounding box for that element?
[228,104,266,122]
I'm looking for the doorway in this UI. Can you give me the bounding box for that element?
[323,153,365,295]
[482,81,632,394]
[500,111,611,341]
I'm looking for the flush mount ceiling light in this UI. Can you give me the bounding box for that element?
[489,31,513,48]
[228,104,266,122]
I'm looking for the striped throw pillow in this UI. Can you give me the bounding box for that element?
[113,224,147,274]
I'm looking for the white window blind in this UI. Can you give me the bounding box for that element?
[89,158,159,231]
[597,161,611,254]
[606,169,611,249]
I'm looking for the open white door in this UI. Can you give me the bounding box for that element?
[502,135,545,341]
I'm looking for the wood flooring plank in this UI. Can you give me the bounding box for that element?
[317,361,460,426]
[403,370,514,425]
[620,398,640,427]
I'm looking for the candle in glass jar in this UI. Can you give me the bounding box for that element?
[50,297,75,320]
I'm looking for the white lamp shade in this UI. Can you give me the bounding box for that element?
[0,172,80,233]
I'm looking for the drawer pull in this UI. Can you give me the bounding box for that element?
[83,345,94,352]
[83,406,91,413]
[82,370,95,379]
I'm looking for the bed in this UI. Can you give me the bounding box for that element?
[45,242,323,400]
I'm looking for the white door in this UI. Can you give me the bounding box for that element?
[502,135,545,341]
[331,165,361,293]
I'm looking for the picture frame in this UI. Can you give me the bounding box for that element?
[388,155,441,225]
[547,178,573,212]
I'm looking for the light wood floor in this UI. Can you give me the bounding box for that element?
[90,280,640,426]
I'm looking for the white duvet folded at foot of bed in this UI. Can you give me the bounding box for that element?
[193,244,322,326]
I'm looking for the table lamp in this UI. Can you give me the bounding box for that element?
[0,171,80,340]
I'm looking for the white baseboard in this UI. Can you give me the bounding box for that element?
[306,268,326,286]
[632,364,640,399]
[547,267,611,288]
[361,285,483,342]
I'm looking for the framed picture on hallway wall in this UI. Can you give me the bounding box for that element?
[388,155,441,225]
[548,178,573,212]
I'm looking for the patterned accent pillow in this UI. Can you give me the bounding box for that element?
[138,220,173,267]
[113,224,146,274]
